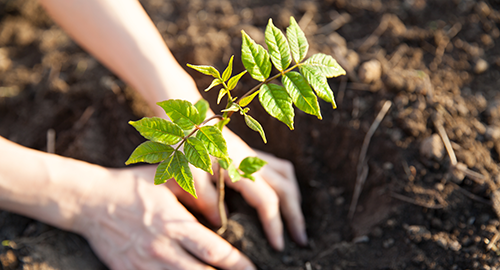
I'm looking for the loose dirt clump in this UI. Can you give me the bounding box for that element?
[2,0,500,269]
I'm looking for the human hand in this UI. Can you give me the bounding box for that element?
[72,166,255,270]
[167,129,307,251]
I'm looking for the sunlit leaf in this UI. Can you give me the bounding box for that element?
[241,30,271,82]
[125,141,174,165]
[286,16,309,64]
[154,159,172,185]
[265,18,291,71]
[204,78,222,92]
[217,88,227,104]
[300,65,337,108]
[302,53,346,78]
[194,99,210,125]
[196,125,228,159]
[187,63,221,79]
[221,103,240,113]
[244,114,267,143]
[129,117,184,145]
[227,70,247,91]
[222,56,234,82]
[154,151,196,198]
[239,156,267,175]
[184,137,213,174]
[171,151,196,198]
[218,158,242,182]
[157,99,200,130]
[259,83,294,129]
[282,71,322,119]
[239,89,260,107]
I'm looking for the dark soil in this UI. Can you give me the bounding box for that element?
[2,0,500,269]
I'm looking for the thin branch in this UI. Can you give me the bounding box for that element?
[216,164,227,235]
[433,115,457,165]
[236,64,299,103]
[200,115,224,126]
[348,100,392,219]
[390,192,446,209]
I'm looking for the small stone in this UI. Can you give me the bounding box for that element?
[383,238,395,248]
[0,250,18,269]
[431,218,443,229]
[353,235,369,243]
[358,59,382,84]
[450,162,467,183]
[485,125,500,141]
[371,227,383,238]
[474,58,489,74]
[420,134,445,160]
[335,197,345,205]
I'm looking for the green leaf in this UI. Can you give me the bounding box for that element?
[184,137,213,174]
[282,71,322,119]
[218,158,242,182]
[241,30,271,82]
[227,70,247,91]
[194,99,210,125]
[222,56,234,82]
[204,78,222,92]
[244,114,267,143]
[259,83,294,129]
[154,159,172,185]
[241,174,256,181]
[299,65,337,108]
[129,117,184,145]
[125,141,174,165]
[239,89,260,107]
[221,103,240,113]
[172,151,196,198]
[216,118,230,130]
[217,88,227,104]
[187,63,221,79]
[196,125,228,159]
[239,156,267,175]
[286,16,309,64]
[154,151,196,198]
[265,18,291,71]
[157,99,200,130]
[302,53,346,78]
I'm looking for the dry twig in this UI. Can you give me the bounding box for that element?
[348,100,392,219]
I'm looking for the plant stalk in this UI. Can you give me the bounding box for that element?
[216,164,227,235]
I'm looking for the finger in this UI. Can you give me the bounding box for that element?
[166,167,220,226]
[127,242,215,270]
[178,222,256,270]
[225,175,284,251]
[253,151,308,245]
[260,166,307,246]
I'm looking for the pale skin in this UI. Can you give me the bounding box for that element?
[0,0,307,269]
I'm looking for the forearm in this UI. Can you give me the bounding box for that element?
[38,0,202,116]
[0,136,105,231]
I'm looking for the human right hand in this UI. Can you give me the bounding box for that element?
[72,165,255,270]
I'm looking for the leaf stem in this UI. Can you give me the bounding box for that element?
[236,64,299,103]
[175,115,224,152]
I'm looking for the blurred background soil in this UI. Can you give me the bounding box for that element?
[2,0,500,269]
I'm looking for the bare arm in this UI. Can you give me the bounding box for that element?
[38,0,200,116]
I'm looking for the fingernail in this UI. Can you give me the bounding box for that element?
[297,231,308,246]
[245,266,256,270]
[275,236,285,251]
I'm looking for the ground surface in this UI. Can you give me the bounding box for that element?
[1,0,500,269]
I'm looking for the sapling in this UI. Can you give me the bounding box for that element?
[126,17,345,233]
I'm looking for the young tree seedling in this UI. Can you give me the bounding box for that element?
[126,17,346,233]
